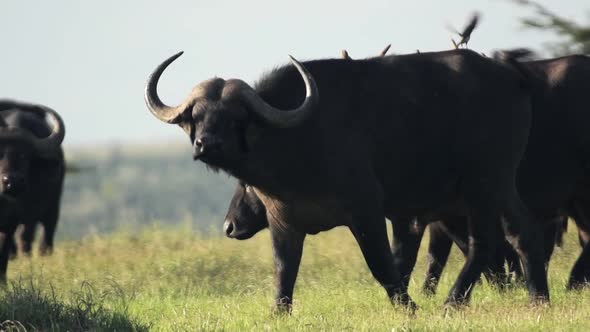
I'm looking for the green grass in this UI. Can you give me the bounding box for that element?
[2,223,590,331]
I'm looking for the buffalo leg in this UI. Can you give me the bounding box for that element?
[542,220,559,271]
[40,197,60,256]
[503,239,524,283]
[568,244,590,289]
[351,212,414,308]
[349,173,414,308]
[20,222,37,256]
[567,201,590,289]
[445,209,500,305]
[578,227,589,248]
[503,193,549,302]
[570,199,590,249]
[441,218,510,291]
[0,231,15,284]
[554,215,568,248]
[423,222,454,296]
[391,216,423,294]
[8,233,17,260]
[269,222,305,313]
[483,222,511,290]
[439,220,470,253]
[40,224,56,256]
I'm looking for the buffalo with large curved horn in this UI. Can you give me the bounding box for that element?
[0,99,66,284]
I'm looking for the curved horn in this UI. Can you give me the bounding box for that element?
[32,105,65,156]
[238,56,319,128]
[144,51,186,124]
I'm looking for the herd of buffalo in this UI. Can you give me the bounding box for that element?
[1,18,590,313]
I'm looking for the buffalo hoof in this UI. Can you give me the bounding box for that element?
[444,295,470,308]
[528,294,550,307]
[39,246,53,256]
[390,293,419,313]
[566,277,590,291]
[273,297,293,315]
[422,282,438,297]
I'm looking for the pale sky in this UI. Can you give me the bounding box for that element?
[0,0,586,147]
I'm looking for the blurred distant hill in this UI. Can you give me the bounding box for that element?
[59,143,235,239]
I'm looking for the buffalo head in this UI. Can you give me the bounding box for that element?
[0,101,65,198]
[144,52,318,170]
[223,182,268,240]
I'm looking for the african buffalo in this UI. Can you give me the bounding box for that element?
[389,52,590,296]
[223,46,525,295]
[0,100,65,283]
[145,49,548,310]
[224,182,267,240]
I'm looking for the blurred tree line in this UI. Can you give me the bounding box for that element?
[514,0,590,55]
[59,145,235,240]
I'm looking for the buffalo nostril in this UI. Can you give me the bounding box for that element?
[223,220,234,237]
[193,137,223,161]
[1,176,12,193]
[197,137,222,151]
[193,139,205,160]
[195,139,203,148]
[1,175,25,195]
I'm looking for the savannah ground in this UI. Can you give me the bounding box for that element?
[1,223,589,331]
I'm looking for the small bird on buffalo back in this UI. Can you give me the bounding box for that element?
[448,12,480,49]
[341,50,352,60]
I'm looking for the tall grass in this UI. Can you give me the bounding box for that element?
[2,223,589,331]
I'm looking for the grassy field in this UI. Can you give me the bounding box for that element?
[1,223,590,331]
